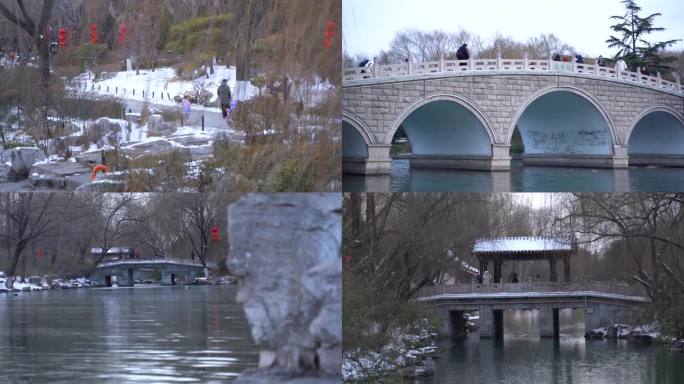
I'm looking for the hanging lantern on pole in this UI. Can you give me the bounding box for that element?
[211,225,219,242]
[58,28,67,48]
[117,24,127,45]
[323,20,336,49]
[89,23,98,44]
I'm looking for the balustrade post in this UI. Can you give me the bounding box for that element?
[373,63,379,78]
[496,48,502,70]
[675,73,682,93]
[657,72,662,87]
[439,54,445,72]
[468,58,473,70]
[523,52,528,70]
[594,61,599,75]
[408,60,413,75]
[571,56,576,73]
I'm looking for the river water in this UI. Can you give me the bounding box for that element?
[426,309,684,384]
[0,285,258,383]
[343,160,684,192]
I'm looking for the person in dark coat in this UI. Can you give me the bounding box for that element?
[217,79,232,119]
[456,43,470,60]
[575,54,584,64]
[553,53,561,61]
[596,55,606,67]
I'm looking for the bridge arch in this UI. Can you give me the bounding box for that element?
[626,106,684,162]
[385,93,496,156]
[508,86,618,158]
[342,111,375,159]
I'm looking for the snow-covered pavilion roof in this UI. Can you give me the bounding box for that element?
[473,237,572,253]
[91,247,132,254]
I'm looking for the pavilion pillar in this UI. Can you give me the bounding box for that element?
[493,260,502,283]
[563,256,571,282]
[549,256,558,282]
[479,260,489,283]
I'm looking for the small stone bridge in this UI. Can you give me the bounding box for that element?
[343,57,684,173]
[90,258,207,287]
[417,281,649,338]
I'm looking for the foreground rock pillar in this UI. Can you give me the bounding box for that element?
[228,193,342,383]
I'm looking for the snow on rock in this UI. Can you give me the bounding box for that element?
[343,319,438,381]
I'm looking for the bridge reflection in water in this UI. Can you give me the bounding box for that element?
[417,282,648,339]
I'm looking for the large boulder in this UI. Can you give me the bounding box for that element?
[0,163,9,182]
[6,147,46,181]
[228,193,341,382]
[75,180,126,192]
[148,122,177,137]
[86,117,122,145]
[147,114,165,132]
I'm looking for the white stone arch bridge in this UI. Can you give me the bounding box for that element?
[342,58,684,173]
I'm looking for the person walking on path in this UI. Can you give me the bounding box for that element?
[181,95,191,123]
[217,79,232,119]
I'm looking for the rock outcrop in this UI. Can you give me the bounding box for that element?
[228,193,341,383]
[5,147,46,180]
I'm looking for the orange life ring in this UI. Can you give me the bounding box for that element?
[91,164,110,181]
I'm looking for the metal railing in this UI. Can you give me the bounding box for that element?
[343,58,682,95]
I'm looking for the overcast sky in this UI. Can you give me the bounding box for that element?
[343,0,684,58]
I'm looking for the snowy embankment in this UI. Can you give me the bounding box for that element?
[72,65,259,110]
[343,319,439,381]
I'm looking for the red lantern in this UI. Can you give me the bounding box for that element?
[58,28,67,48]
[211,226,219,242]
[36,248,45,259]
[323,20,336,49]
[117,24,127,45]
[89,23,98,44]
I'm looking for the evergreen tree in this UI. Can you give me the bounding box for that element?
[606,0,681,74]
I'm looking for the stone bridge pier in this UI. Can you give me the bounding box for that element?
[343,71,684,174]
[437,302,641,339]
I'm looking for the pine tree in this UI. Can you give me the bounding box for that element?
[606,0,681,74]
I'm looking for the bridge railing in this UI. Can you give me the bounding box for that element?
[343,58,683,95]
[96,258,208,268]
[417,281,648,298]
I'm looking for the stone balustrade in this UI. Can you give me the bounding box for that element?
[343,58,683,95]
[417,281,648,299]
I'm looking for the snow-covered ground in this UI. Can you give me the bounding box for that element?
[72,65,259,110]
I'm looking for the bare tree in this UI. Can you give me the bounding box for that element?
[0,193,57,289]
[0,1,56,116]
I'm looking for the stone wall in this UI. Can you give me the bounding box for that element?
[228,193,341,383]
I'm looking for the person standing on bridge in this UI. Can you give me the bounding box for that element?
[456,43,469,66]
[217,79,232,119]
[597,55,606,67]
[615,57,627,73]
